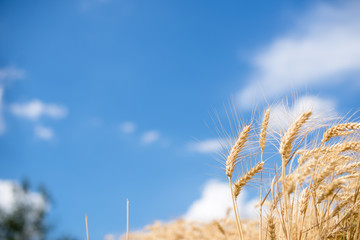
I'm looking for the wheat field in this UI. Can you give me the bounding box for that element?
[121,105,360,240]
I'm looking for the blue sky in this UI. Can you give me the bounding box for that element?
[1,0,360,239]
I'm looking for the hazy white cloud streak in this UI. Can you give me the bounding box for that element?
[0,66,26,134]
[0,66,25,82]
[141,130,160,144]
[120,121,136,134]
[34,125,54,140]
[268,95,337,132]
[10,100,67,120]
[188,139,222,153]
[0,88,5,134]
[238,2,360,108]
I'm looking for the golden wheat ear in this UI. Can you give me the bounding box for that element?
[322,123,360,143]
[279,110,312,164]
[233,162,264,198]
[267,214,276,240]
[260,108,270,152]
[225,125,251,179]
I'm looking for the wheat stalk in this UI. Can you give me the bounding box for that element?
[259,108,270,240]
[85,214,89,240]
[127,199,129,240]
[225,125,251,240]
[279,110,311,238]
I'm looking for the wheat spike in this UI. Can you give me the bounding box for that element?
[259,108,270,152]
[322,123,360,143]
[233,162,264,198]
[267,215,276,240]
[300,187,310,215]
[298,141,360,161]
[213,221,226,236]
[317,179,345,203]
[279,110,312,163]
[313,157,340,189]
[226,125,251,178]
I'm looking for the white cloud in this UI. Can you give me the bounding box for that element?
[0,67,66,139]
[268,95,337,132]
[103,234,115,240]
[35,125,54,140]
[188,139,222,153]
[0,66,25,83]
[238,2,360,108]
[0,65,25,134]
[0,87,5,134]
[0,179,46,214]
[120,121,136,134]
[0,180,15,212]
[10,99,68,120]
[183,179,258,222]
[141,130,160,144]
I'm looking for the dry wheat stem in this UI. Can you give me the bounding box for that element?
[127,199,129,240]
[85,214,89,240]
[279,110,312,239]
[229,178,244,240]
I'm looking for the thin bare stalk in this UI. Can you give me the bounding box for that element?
[85,214,89,240]
[229,178,243,240]
[260,154,264,240]
[127,199,129,240]
[234,200,245,240]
